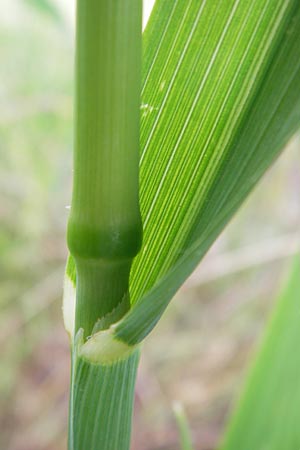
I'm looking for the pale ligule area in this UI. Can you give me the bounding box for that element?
[63,271,138,365]
[63,271,76,339]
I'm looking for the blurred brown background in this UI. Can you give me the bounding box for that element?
[0,1,299,449]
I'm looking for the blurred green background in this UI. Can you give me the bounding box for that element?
[0,1,299,449]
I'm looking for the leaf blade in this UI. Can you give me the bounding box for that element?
[116,0,300,344]
[220,257,300,450]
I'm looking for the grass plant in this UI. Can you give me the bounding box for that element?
[64,1,300,449]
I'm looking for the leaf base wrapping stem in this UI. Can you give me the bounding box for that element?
[68,332,140,450]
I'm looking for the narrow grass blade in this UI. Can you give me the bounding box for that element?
[219,257,300,450]
[174,402,195,450]
[24,0,61,21]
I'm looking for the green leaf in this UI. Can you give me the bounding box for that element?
[219,256,300,450]
[113,0,300,345]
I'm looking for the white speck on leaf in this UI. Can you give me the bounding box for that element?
[160,80,166,91]
[141,103,158,118]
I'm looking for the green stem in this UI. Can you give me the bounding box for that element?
[67,1,143,449]
[67,0,143,337]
